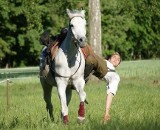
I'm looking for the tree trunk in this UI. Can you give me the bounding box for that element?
[88,0,102,56]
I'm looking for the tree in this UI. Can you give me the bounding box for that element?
[0,0,160,68]
[0,0,88,68]
[89,0,102,56]
[125,0,160,59]
[101,0,135,59]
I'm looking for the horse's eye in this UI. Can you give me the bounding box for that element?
[70,24,74,28]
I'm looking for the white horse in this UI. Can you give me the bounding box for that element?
[40,9,87,124]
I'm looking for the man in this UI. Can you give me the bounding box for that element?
[103,52,121,124]
[82,47,121,124]
[39,30,121,124]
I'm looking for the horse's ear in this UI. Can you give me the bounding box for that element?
[81,7,84,10]
[80,10,85,18]
[67,9,72,18]
[66,9,70,14]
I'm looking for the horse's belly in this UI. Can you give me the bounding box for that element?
[40,66,57,86]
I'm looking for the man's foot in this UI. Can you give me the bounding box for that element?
[40,30,53,46]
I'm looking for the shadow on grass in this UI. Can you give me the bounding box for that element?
[1,115,159,130]
[86,117,160,130]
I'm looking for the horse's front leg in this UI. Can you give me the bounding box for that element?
[56,78,69,124]
[60,87,72,120]
[73,77,86,123]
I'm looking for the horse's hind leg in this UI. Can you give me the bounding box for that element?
[41,83,54,121]
[66,86,72,106]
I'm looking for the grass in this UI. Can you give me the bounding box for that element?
[0,60,160,130]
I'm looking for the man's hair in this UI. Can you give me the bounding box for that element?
[106,52,122,64]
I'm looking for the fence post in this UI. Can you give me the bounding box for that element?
[6,79,10,111]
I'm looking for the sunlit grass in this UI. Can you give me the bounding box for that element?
[0,60,160,130]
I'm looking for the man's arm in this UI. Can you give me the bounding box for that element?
[103,92,114,124]
[103,72,120,124]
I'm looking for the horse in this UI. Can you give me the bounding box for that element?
[40,9,87,124]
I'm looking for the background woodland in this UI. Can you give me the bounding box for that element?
[0,0,160,67]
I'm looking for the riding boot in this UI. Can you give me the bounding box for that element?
[40,30,54,47]
[60,27,68,34]
[84,64,94,83]
[40,28,68,47]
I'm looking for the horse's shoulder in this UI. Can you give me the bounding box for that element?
[49,32,67,59]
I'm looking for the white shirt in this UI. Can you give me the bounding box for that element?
[103,60,120,95]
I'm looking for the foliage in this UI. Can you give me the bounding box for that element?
[0,0,45,67]
[101,0,160,60]
[0,0,160,67]
[0,0,87,67]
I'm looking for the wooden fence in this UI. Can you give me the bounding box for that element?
[0,67,39,79]
[0,67,39,111]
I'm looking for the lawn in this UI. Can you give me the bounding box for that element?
[0,60,160,130]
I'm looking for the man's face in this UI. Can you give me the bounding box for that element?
[108,54,121,67]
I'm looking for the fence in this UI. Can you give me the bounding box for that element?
[0,67,39,111]
[0,67,39,79]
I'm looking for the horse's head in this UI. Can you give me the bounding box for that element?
[67,9,87,48]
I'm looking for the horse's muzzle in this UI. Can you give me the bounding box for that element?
[79,36,86,47]
[79,36,86,43]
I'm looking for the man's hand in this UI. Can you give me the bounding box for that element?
[103,113,110,124]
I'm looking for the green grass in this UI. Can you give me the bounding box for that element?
[0,60,160,130]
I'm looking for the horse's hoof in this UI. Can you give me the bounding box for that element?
[51,117,54,122]
[77,116,85,124]
[63,115,69,125]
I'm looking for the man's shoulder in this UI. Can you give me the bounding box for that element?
[106,60,115,70]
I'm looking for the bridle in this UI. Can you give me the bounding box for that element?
[69,16,85,45]
[69,16,84,27]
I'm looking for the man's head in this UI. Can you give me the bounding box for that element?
[107,52,121,67]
